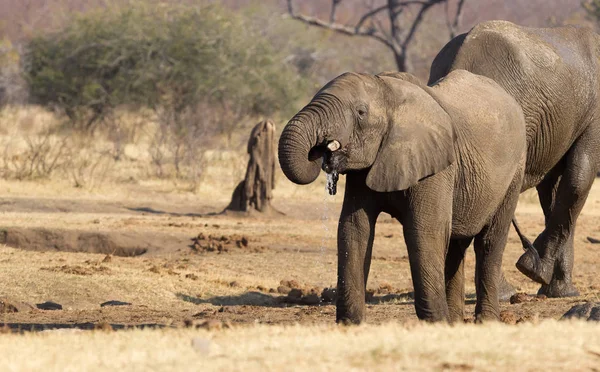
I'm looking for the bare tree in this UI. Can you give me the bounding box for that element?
[287,0,466,72]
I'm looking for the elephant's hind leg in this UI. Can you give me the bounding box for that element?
[445,238,472,323]
[516,128,598,297]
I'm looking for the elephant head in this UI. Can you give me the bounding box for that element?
[278,72,456,193]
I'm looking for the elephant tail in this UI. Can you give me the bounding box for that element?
[512,218,535,251]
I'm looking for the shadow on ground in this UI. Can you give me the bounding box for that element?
[177,291,419,307]
[127,207,215,218]
[177,292,285,307]
[2,322,167,333]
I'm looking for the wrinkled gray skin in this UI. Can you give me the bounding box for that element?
[429,20,600,298]
[278,70,526,323]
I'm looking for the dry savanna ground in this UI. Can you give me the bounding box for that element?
[1,107,600,370]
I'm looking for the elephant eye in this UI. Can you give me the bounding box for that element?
[357,108,367,117]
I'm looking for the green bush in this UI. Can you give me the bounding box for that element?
[23,2,307,131]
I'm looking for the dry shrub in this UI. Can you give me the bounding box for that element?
[0,129,68,180]
[66,136,115,189]
[0,124,115,188]
[148,102,221,190]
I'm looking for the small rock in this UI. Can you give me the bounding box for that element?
[561,302,600,321]
[536,294,547,300]
[499,310,518,325]
[277,286,291,294]
[509,293,532,304]
[94,322,114,332]
[280,279,300,289]
[36,301,63,311]
[321,288,337,303]
[377,283,394,294]
[185,273,199,280]
[100,300,132,307]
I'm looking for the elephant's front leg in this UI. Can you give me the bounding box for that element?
[402,178,453,322]
[336,175,379,324]
[404,226,452,322]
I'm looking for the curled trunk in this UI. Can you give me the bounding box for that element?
[278,119,322,185]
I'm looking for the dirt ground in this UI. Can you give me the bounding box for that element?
[1,173,600,332]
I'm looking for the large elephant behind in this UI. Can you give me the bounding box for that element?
[429,20,600,298]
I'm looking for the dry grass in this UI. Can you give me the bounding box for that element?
[1,321,600,371]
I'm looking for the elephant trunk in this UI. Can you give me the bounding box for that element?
[278,115,324,185]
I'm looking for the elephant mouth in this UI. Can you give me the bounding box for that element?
[320,140,342,195]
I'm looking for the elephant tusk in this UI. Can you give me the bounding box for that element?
[327,140,341,152]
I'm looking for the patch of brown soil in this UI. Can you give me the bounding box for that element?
[40,264,111,276]
[190,232,263,253]
[509,293,547,304]
[0,227,148,257]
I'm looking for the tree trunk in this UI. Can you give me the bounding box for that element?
[225,120,280,214]
[394,49,410,73]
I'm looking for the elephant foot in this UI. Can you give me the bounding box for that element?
[336,317,361,326]
[538,280,580,298]
[336,302,364,325]
[474,311,500,324]
[515,248,552,285]
[498,276,516,302]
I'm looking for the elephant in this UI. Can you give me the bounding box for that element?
[429,20,600,298]
[278,69,527,323]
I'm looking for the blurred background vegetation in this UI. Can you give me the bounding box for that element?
[0,0,596,191]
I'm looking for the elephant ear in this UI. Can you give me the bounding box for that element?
[366,75,455,192]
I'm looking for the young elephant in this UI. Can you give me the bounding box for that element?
[278,70,526,323]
